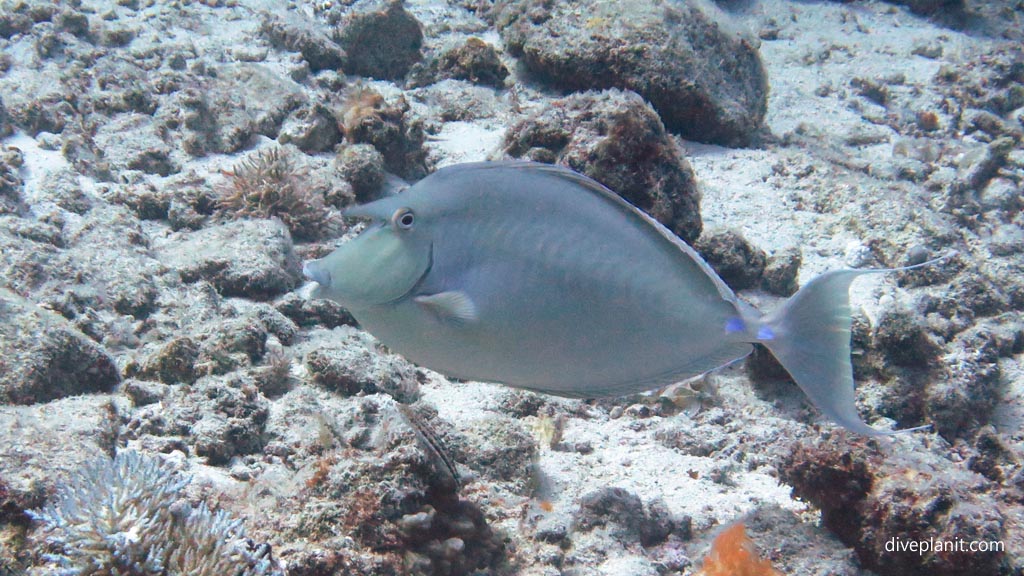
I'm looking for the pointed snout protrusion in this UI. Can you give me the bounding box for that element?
[302,260,331,287]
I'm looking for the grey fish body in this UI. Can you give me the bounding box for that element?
[305,161,938,435]
[347,164,750,396]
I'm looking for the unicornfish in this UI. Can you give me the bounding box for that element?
[303,161,938,435]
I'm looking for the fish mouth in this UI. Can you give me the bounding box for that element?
[386,242,434,305]
[302,260,331,287]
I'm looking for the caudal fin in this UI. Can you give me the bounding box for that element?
[756,255,950,435]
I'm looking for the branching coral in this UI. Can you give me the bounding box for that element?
[30,450,281,576]
[219,146,334,241]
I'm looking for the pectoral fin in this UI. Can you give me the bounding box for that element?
[415,291,478,324]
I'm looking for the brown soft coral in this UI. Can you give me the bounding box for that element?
[697,522,782,576]
[218,146,334,241]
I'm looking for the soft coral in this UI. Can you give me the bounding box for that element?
[697,522,782,576]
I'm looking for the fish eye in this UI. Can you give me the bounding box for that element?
[392,207,415,230]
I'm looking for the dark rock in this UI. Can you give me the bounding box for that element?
[194,316,270,376]
[125,374,270,466]
[260,11,346,73]
[254,304,299,346]
[335,0,423,80]
[497,0,768,146]
[0,11,33,40]
[42,205,162,319]
[577,485,638,537]
[781,432,1013,576]
[304,336,420,403]
[3,76,74,136]
[411,37,509,88]
[122,378,171,406]
[0,396,121,517]
[459,416,537,495]
[137,337,200,385]
[781,433,876,545]
[275,292,357,329]
[493,390,546,418]
[99,24,136,48]
[873,308,940,367]
[859,468,1003,576]
[335,143,385,202]
[947,271,1010,317]
[165,182,218,232]
[154,65,307,159]
[189,376,270,465]
[279,103,343,153]
[93,114,177,176]
[695,230,767,290]
[156,219,301,300]
[0,289,120,405]
[54,9,89,38]
[575,487,647,543]
[923,325,1003,440]
[761,247,801,296]
[0,97,11,138]
[502,89,702,243]
[0,146,24,216]
[851,77,888,106]
[968,426,1019,484]
[340,87,428,179]
[640,497,677,546]
[105,182,171,221]
[439,37,508,86]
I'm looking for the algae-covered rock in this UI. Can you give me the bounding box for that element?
[410,37,510,88]
[257,392,506,574]
[260,11,346,73]
[156,219,301,300]
[695,230,767,290]
[497,0,768,146]
[124,373,270,466]
[335,0,423,80]
[278,102,343,154]
[0,289,120,405]
[761,247,802,297]
[335,143,385,202]
[304,330,420,403]
[340,87,429,179]
[781,431,1020,576]
[502,89,703,243]
[0,396,121,514]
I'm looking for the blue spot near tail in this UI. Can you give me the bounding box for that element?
[758,326,776,341]
[725,317,745,334]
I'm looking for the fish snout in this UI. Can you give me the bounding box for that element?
[302,260,331,287]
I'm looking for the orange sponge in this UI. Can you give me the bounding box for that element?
[697,522,783,576]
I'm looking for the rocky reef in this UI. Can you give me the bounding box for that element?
[0,0,1022,574]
